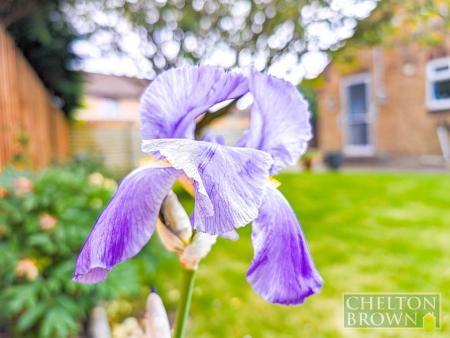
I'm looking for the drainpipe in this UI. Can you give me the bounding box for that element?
[371,47,387,158]
[372,46,388,105]
[437,123,450,166]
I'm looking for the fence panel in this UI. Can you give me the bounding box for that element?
[71,120,142,175]
[0,24,69,169]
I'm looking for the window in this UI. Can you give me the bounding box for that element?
[341,73,374,156]
[426,57,450,111]
[101,98,119,118]
[347,83,369,145]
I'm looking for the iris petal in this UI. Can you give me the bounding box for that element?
[202,132,225,145]
[73,166,180,283]
[142,138,272,235]
[238,68,312,175]
[247,186,323,305]
[140,65,248,140]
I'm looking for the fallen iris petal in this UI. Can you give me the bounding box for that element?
[142,138,272,235]
[73,166,180,283]
[247,186,323,305]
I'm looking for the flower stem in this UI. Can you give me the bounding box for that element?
[173,267,196,338]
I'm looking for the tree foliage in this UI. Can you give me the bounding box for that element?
[347,0,450,47]
[2,0,446,118]
[1,0,83,117]
[67,0,378,76]
[324,0,450,76]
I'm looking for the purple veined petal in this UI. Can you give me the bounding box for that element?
[222,229,239,241]
[202,132,225,145]
[247,185,323,305]
[237,68,312,175]
[142,138,273,235]
[73,166,181,284]
[140,65,249,140]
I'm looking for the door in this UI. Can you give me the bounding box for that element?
[342,74,374,156]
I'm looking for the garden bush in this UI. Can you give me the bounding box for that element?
[0,165,116,338]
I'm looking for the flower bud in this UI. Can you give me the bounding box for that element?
[39,213,57,230]
[88,304,112,338]
[180,232,217,270]
[156,219,185,254]
[145,290,171,338]
[14,177,32,196]
[16,258,38,280]
[158,191,217,269]
[161,191,192,244]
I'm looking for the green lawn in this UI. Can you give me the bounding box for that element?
[149,172,450,338]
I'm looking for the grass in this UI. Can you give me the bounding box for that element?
[148,172,450,338]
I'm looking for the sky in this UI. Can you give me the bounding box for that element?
[71,0,377,85]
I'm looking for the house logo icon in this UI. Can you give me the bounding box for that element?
[423,312,438,331]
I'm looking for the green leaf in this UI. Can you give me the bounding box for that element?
[3,284,38,315]
[17,303,46,332]
[39,308,79,338]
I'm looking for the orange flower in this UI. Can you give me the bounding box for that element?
[14,177,33,196]
[0,186,7,198]
[39,213,57,230]
[16,259,38,280]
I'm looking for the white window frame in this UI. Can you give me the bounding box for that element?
[426,57,450,111]
[340,73,375,157]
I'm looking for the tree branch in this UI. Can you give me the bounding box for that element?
[195,100,238,138]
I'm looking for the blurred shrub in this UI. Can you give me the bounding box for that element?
[64,153,113,179]
[0,162,181,337]
[0,165,116,338]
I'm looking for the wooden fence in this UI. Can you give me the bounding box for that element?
[71,120,142,175]
[0,24,69,170]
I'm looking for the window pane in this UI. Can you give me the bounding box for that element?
[348,123,369,145]
[348,83,367,115]
[435,65,449,73]
[433,79,450,100]
[101,98,119,118]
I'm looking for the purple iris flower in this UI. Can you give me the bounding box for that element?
[73,65,323,305]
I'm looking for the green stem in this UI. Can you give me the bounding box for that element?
[173,268,196,338]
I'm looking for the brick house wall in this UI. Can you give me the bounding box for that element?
[318,41,450,162]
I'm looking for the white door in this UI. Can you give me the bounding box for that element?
[342,74,374,156]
